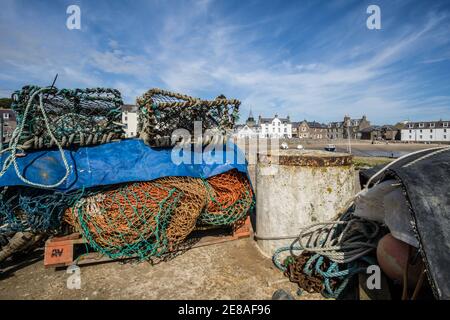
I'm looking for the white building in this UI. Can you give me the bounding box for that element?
[122,104,138,138]
[401,120,450,142]
[234,124,259,138]
[258,115,292,138]
[234,112,292,138]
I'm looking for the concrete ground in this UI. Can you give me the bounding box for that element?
[0,237,322,300]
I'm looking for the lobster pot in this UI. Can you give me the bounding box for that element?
[256,150,355,257]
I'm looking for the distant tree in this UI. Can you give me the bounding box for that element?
[0,98,12,109]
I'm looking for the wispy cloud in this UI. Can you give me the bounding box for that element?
[0,0,449,124]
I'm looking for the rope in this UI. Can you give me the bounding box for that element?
[136,88,240,147]
[0,87,71,189]
[8,85,124,150]
[272,212,380,269]
[272,213,381,299]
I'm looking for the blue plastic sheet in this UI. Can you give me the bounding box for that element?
[0,139,249,192]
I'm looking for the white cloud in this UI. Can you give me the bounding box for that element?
[1,0,449,124]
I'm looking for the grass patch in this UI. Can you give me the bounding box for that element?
[352,156,393,169]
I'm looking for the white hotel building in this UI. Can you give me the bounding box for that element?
[401,120,450,142]
[234,112,293,139]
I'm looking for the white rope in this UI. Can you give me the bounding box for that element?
[292,216,380,263]
[0,87,71,189]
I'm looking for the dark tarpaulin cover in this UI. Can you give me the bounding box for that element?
[362,148,450,299]
[0,139,249,192]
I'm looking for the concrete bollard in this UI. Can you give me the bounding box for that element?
[255,150,355,258]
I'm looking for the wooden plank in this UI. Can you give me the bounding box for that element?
[44,239,74,268]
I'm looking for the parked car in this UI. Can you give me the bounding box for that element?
[324,144,336,152]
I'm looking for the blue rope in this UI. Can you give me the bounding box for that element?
[273,246,375,299]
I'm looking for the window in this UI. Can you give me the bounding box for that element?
[409,130,412,133]
[444,129,447,133]
[409,135,412,139]
[408,124,413,128]
[284,128,287,133]
[420,129,422,133]
[2,113,9,119]
[445,135,447,139]
[124,116,128,121]
[419,123,424,128]
[278,128,280,133]
[444,122,449,128]
[430,135,433,139]
[430,123,435,128]
[430,129,433,133]
[420,135,422,139]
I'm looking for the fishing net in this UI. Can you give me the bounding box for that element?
[10,85,124,150]
[136,88,240,147]
[200,169,254,225]
[63,170,253,259]
[157,177,208,246]
[0,170,254,260]
[0,187,81,234]
[63,181,182,260]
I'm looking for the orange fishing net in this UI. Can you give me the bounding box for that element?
[63,169,254,259]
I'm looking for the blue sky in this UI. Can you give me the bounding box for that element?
[1,0,450,124]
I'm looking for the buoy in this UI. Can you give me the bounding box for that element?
[376,233,423,287]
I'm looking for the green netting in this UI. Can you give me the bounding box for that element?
[198,169,255,225]
[65,181,182,260]
[1,170,254,261]
[199,186,254,225]
[0,187,83,234]
[10,85,124,150]
[136,88,240,147]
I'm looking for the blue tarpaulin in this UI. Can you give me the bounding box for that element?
[0,139,248,192]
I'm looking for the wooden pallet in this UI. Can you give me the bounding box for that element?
[44,216,252,268]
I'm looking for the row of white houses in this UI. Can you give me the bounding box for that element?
[400,121,450,142]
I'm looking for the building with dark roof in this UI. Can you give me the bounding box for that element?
[327,115,370,139]
[400,120,450,142]
[234,113,292,138]
[295,120,327,139]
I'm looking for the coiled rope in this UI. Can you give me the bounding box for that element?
[0,87,70,189]
[272,213,380,299]
[272,213,381,270]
